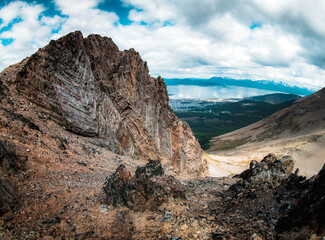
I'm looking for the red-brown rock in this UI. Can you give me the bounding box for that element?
[0,31,207,176]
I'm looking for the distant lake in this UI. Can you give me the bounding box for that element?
[167,85,281,99]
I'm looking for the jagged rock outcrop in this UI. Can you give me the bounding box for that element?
[229,153,294,193]
[103,160,185,211]
[0,31,207,176]
[214,154,324,239]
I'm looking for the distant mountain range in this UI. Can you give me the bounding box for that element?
[164,77,316,96]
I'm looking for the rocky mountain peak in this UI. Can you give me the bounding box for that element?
[0,31,207,176]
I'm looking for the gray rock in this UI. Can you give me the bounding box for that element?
[164,211,172,221]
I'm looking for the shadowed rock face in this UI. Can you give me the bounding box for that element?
[276,164,325,235]
[0,140,26,215]
[212,154,324,239]
[0,31,207,176]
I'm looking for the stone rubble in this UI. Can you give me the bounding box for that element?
[103,160,185,211]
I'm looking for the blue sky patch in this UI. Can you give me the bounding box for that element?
[140,21,148,26]
[163,20,175,27]
[250,21,262,30]
[0,17,22,34]
[1,38,14,46]
[98,0,134,25]
[0,0,60,17]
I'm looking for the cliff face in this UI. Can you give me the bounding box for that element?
[0,31,206,176]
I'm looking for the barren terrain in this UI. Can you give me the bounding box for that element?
[208,87,325,178]
[208,130,325,178]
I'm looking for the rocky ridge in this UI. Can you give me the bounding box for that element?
[100,153,324,239]
[0,31,207,238]
[0,31,206,177]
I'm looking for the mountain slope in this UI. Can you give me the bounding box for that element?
[208,87,325,177]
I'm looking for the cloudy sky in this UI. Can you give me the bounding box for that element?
[0,0,324,90]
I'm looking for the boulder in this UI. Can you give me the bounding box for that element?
[231,154,295,192]
[103,160,185,211]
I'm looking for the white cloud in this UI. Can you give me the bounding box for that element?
[123,0,176,24]
[0,1,23,28]
[0,0,324,90]
[248,25,301,67]
[54,0,103,15]
[52,0,119,38]
[0,1,65,69]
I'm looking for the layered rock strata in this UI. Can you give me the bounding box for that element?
[0,31,207,176]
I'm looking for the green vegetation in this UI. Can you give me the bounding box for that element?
[175,99,295,150]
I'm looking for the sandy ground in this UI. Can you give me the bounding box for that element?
[207,131,325,178]
[207,157,247,177]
